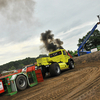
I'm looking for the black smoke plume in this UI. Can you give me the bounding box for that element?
[41,30,64,52]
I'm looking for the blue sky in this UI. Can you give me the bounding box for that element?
[0,0,100,65]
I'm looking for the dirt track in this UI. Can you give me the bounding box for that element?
[0,51,100,100]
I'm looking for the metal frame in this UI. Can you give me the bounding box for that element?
[77,16,100,56]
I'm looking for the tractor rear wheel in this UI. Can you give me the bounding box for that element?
[40,66,46,78]
[16,75,27,91]
[49,63,61,76]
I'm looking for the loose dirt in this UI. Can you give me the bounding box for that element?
[0,51,100,100]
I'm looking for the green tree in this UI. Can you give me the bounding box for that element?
[67,50,77,57]
[18,64,24,69]
[8,68,11,71]
[77,29,100,51]
[67,50,73,55]
[10,66,16,70]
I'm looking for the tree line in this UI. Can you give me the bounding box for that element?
[0,54,48,73]
[0,57,36,73]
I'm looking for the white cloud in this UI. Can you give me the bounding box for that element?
[0,36,41,65]
[0,36,40,53]
[57,21,96,37]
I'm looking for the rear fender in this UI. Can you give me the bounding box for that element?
[10,73,27,81]
[10,74,18,93]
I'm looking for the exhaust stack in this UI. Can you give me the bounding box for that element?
[97,15,100,22]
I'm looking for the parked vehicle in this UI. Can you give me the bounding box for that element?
[0,65,43,96]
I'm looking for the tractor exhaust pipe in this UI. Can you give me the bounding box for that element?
[97,15,100,22]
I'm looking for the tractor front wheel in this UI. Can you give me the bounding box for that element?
[68,60,75,69]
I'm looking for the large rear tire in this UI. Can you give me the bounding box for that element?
[49,63,61,76]
[40,66,46,78]
[16,75,27,91]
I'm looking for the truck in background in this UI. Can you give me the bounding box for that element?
[36,49,74,78]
